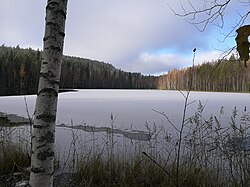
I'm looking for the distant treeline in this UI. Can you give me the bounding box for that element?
[0,45,157,95]
[158,57,249,92]
[0,45,249,96]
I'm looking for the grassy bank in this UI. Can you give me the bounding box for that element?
[54,104,250,187]
[1,104,250,186]
[0,126,30,186]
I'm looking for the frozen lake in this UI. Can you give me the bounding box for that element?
[1,89,250,166]
[0,89,249,131]
[2,89,250,175]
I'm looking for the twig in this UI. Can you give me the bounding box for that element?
[142,151,177,186]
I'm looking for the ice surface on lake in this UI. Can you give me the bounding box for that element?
[0,89,249,131]
[2,89,250,165]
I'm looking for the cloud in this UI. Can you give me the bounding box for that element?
[0,0,245,75]
[128,53,188,75]
[64,0,216,74]
[0,0,45,49]
[65,0,176,59]
[195,50,222,64]
[127,50,222,75]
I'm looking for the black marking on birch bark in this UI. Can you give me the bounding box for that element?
[40,71,56,78]
[36,113,56,123]
[43,36,56,42]
[48,171,54,177]
[43,61,48,65]
[59,31,65,37]
[44,45,61,52]
[31,166,45,174]
[33,124,49,129]
[46,22,61,31]
[45,131,54,143]
[50,45,61,51]
[47,1,59,10]
[48,70,56,77]
[37,88,58,97]
[56,9,67,19]
[46,21,55,27]
[36,143,46,149]
[40,73,60,85]
[37,131,55,144]
[37,151,54,161]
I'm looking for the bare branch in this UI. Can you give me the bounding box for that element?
[168,0,250,32]
[207,46,237,82]
[152,109,181,133]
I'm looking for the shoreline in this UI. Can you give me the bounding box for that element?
[0,112,30,127]
[0,89,78,97]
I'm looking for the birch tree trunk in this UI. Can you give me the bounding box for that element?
[29,0,68,186]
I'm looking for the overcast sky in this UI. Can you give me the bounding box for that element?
[0,0,249,75]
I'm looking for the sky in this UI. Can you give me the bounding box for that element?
[0,0,249,75]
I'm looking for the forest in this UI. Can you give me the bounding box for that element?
[158,56,249,92]
[0,45,249,96]
[0,45,157,95]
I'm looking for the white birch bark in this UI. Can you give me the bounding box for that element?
[29,0,68,186]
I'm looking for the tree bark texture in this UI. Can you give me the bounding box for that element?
[246,60,250,85]
[29,0,68,186]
